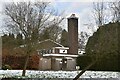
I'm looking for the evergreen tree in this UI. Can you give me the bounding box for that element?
[86,22,119,56]
[41,29,50,41]
[2,34,8,47]
[16,33,24,46]
[60,29,68,47]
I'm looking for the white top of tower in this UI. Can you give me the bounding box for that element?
[68,14,78,19]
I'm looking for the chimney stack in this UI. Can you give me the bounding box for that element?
[68,14,78,55]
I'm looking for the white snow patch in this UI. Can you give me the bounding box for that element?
[0,70,119,78]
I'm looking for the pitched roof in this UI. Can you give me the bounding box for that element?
[38,39,64,47]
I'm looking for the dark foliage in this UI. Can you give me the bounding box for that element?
[77,54,119,71]
[77,22,120,71]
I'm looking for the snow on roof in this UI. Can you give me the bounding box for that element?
[65,57,74,59]
[68,14,78,19]
[55,57,74,60]
[53,47,69,49]
[43,54,78,58]
[38,39,64,47]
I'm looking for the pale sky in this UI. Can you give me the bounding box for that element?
[0,0,117,36]
[53,2,95,35]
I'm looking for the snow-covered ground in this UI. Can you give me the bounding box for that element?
[0,70,119,79]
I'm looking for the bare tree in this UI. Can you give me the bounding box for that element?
[92,2,106,26]
[109,1,120,22]
[78,32,90,51]
[3,1,64,76]
[41,24,63,42]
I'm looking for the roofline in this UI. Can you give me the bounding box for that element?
[38,39,64,47]
[43,54,78,58]
[53,47,69,49]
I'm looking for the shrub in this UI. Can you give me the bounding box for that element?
[2,64,12,70]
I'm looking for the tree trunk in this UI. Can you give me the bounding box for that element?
[73,61,97,80]
[22,54,29,76]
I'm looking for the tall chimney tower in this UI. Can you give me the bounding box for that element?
[68,14,78,55]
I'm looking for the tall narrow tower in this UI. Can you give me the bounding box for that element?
[68,14,78,55]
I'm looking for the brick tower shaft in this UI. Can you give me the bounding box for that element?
[68,14,78,55]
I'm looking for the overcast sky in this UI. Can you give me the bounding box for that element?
[52,2,95,34]
[0,0,117,36]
